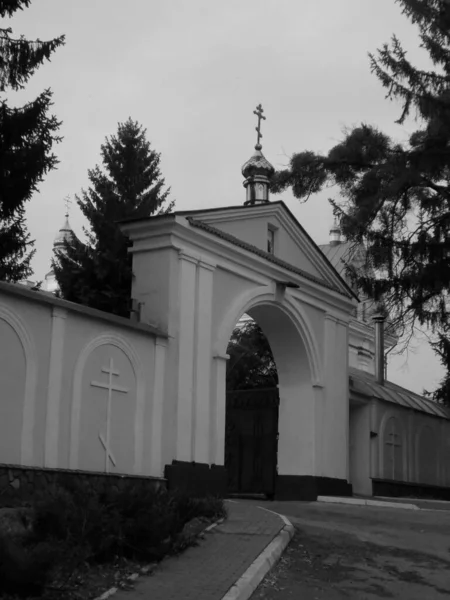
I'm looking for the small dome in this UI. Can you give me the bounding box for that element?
[241,146,275,179]
[329,217,341,246]
[53,215,75,250]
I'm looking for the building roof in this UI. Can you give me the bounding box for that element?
[318,241,356,277]
[349,367,450,420]
[187,217,354,298]
[120,200,359,300]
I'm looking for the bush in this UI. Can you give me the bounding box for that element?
[2,482,226,598]
[31,482,226,564]
[0,536,56,598]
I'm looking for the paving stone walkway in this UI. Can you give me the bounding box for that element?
[112,500,284,600]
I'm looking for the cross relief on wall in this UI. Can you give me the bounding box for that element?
[384,418,402,480]
[90,357,129,473]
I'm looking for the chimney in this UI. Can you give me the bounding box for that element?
[371,303,386,385]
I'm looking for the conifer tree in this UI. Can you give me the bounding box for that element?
[54,118,174,317]
[226,320,277,390]
[271,0,450,403]
[0,0,64,281]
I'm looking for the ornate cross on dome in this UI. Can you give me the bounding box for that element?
[64,194,72,218]
[253,104,266,149]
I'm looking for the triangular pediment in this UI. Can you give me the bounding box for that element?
[178,201,357,299]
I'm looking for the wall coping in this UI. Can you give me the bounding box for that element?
[0,462,167,482]
[371,477,448,491]
[0,281,168,339]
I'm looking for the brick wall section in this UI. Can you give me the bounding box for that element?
[0,463,166,506]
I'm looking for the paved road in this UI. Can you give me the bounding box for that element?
[251,500,450,599]
[111,501,283,600]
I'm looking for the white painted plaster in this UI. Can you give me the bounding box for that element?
[369,400,379,479]
[193,260,215,463]
[176,251,198,462]
[0,305,38,466]
[415,423,439,485]
[407,411,415,482]
[44,306,67,467]
[70,332,145,473]
[150,338,167,476]
[215,287,324,387]
[349,404,372,495]
[212,353,228,465]
[378,411,407,481]
[249,303,317,477]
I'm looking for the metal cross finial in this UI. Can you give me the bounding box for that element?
[64,194,72,218]
[253,104,266,149]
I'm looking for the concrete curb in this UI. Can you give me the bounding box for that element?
[220,507,295,600]
[317,495,420,510]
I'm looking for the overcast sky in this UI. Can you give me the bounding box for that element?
[7,0,445,395]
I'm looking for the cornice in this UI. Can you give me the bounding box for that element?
[150,203,356,300]
[125,215,356,314]
[197,204,355,299]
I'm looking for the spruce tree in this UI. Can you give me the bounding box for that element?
[0,0,64,281]
[226,320,277,391]
[271,0,450,403]
[54,118,174,317]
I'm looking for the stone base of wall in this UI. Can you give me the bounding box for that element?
[164,461,227,497]
[275,475,353,501]
[0,463,166,507]
[372,478,450,501]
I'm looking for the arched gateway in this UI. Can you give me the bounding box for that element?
[121,112,357,500]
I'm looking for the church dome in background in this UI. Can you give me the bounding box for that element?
[53,214,75,251]
[43,211,76,293]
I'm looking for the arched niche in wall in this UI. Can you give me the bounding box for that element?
[0,305,37,466]
[70,332,146,475]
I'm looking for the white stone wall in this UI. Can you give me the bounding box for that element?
[0,282,166,478]
[349,402,372,496]
[373,401,450,488]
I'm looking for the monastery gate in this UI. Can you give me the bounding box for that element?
[121,200,356,499]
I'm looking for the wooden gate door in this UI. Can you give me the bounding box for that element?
[225,388,279,497]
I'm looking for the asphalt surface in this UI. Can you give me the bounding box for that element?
[110,501,284,600]
[250,500,450,599]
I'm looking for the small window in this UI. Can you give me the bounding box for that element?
[267,227,275,254]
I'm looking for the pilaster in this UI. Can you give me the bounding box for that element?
[192,260,215,463]
[212,353,229,466]
[321,314,338,476]
[150,337,167,476]
[176,251,198,461]
[44,307,67,467]
[369,400,379,479]
[407,411,415,482]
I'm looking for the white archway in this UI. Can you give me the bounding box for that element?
[0,306,38,466]
[69,332,146,473]
[215,286,323,387]
[216,285,324,491]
